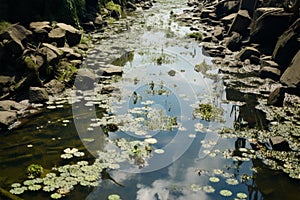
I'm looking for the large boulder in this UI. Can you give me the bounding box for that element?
[29,87,49,103]
[56,23,82,47]
[228,10,252,36]
[0,100,27,111]
[215,0,239,19]
[280,50,300,93]
[239,0,257,17]
[272,19,300,70]
[259,66,281,81]
[48,28,66,47]
[250,8,295,50]
[225,31,242,51]
[0,24,32,55]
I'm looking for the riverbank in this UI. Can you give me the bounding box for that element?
[0,0,155,132]
[175,0,300,179]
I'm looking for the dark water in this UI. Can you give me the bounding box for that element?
[1,0,300,200]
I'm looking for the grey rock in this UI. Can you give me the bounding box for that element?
[75,68,96,90]
[0,100,27,111]
[251,8,295,48]
[98,64,123,76]
[239,0,257,17]
[29,21,51,33]
[1,24,32,55]
[0,111,17,129]
[213,26,224,40]
[267,87,285,106]
[39,47,58,65]
[29,87,49,103]
[280,49,300,90]
[44,79,65,95]
[48,28,66,47]
[225,32,242,51]
[56,23,82,47]
[260,66,281,81]
[269,136,291,151]
[272,19,300,70]
[228,10,252,36]
[236,47,260,61]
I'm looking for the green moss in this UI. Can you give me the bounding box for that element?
[187,32,203,41]
[24,56,38,70]
[105,1,122,18]
[26,164,44,178]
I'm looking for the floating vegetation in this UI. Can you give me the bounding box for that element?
[51,192,62,199]
[203,185,215,193]
[236,192,248,199]
[209,177,220,183]
[108,194,121,200]
[144,138,158,144]
[193,103,223,121]
[26,164,44,178]
[219,189,233,197]
[190,184,202,192]
[225,178,239,185]
[186,32,202,41]
[154,149,165,154]
[9,186,27,195]
[61,148,85,159]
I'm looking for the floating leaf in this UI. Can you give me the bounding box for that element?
[209,177,220,183]
[219,189,232,197]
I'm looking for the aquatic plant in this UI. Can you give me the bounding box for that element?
[193,103,223,121]
[209,177,220,183]
[219,189,232,197]
[108,194,121,200]
[26,164,44,178]
[203,185,215,193]
[190,184,202,192]
[236,192,247,199]
[225,178,239,185]
[186,32,202,41]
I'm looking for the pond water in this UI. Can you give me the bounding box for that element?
[1,0,300,200]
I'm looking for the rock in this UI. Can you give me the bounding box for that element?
[39,47,58,65]
[42,43,63,56]
[29,21,51,33]
[272,19,300,70]
[200,9,214,19]
[239,0,257,17]
[23,54,45,70]
[0,76,15,95]
[215,0,239,19]
[221,13,236,28]
[260,60,279,68]
[250,8,295,49]
[0,111,17,129]
[249,55,260,65]
[267,87,285,106]
[260,66,281,81]
[269,136,291,151]
[0,100,27,111]
[75,68,96,90]
[1,24,32,55]
[225,32,242,51]
[98,64,123,76]
[236,47,260,61]
[168,70,176,76]
[228,10,252,36]
[280,49,300,91]
[126,2,137,10]
[213,26,224,40]
[202,43,225,57]
[48,28,66,47]
[29,87,49,103]
[94,15,104,27]
[67,52,82,60]
[44,79,65,95]
[56,23,82,46]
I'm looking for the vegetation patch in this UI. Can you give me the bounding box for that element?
[187,32,203,41]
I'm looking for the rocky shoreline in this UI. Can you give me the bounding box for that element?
[0,0,155,132]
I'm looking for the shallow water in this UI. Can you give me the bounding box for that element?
[1,0,300,200]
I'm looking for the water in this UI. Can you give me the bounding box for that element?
[1,0,300,200]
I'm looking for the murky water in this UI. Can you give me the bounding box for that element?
[1,0,300,200]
